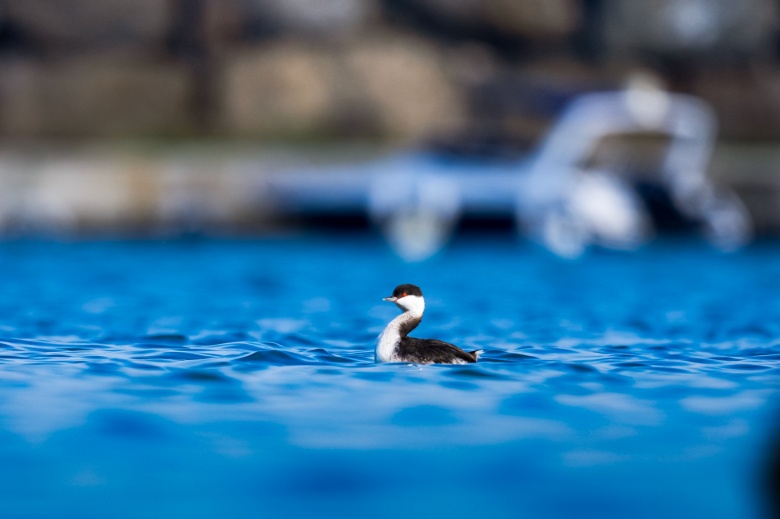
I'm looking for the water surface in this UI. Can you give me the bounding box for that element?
[0,236,778,518]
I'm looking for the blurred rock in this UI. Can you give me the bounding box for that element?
[0,56,192,138]
[5,0,173,53]
[343,34,465,141]
[218,41,337,137]
[219,34,464,141]
[484,0,580,39]
[0,0,779,145]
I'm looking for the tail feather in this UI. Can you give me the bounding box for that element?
[469,349,484,361]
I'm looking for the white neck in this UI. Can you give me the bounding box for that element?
[375,296,425,363]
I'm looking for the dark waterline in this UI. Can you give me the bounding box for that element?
[0,235,778,519]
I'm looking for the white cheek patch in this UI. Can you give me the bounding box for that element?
[397,295,425,316]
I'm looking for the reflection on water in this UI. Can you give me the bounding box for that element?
[0,236,778,518]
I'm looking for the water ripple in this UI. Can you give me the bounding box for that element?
[0,239,779,519]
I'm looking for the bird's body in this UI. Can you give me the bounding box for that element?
[375,284,481,364]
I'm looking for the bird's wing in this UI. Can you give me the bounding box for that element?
[399,337,478,363]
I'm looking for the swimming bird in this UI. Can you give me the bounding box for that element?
[375,284,481,364]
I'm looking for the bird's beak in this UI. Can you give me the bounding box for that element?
[383,296,397,302]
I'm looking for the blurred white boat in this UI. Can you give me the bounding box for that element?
[267,81,752,260]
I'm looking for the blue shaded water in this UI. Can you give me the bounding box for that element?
[0,236,778,519]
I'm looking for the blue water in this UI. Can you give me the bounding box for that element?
[0,236,778,519]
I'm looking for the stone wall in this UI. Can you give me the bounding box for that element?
[0,0,780,142]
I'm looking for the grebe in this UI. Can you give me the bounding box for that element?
[375,284,481,364]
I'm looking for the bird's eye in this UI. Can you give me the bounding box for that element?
[402,292,407,297]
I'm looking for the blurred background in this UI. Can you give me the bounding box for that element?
[1,0,780,253]
[2,4,780,518]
